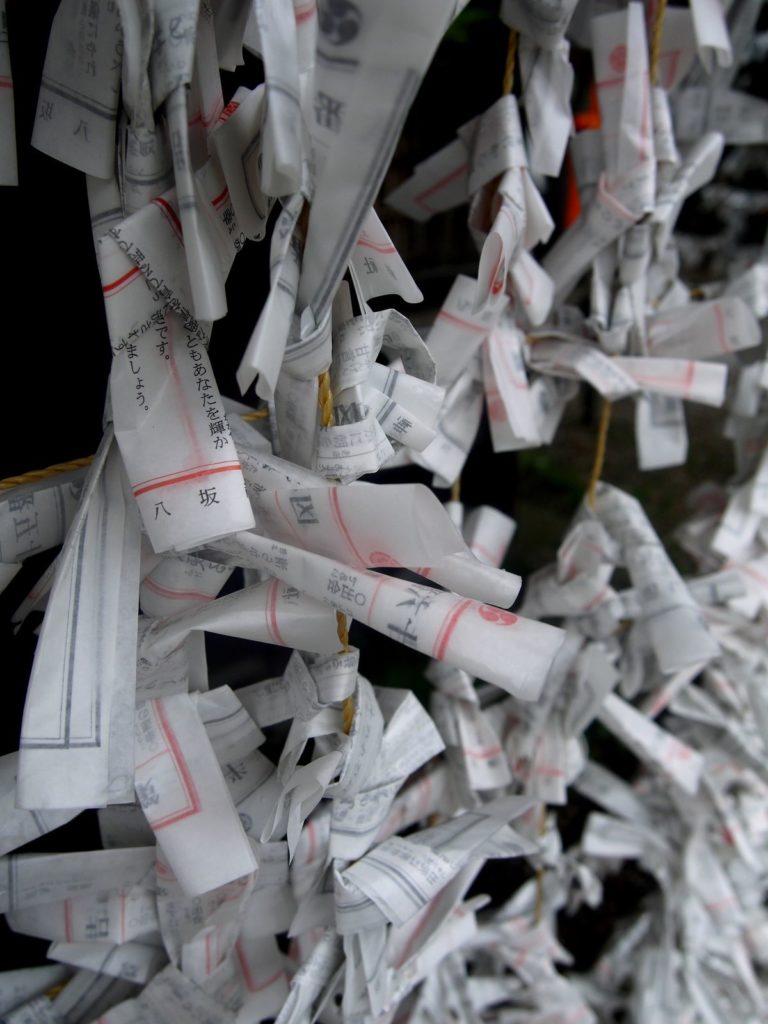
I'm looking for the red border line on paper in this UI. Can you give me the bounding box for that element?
[142,577,215,602]
[235,940,287,993]
[102,266,141,294]
[211,186,230,209]
[294,2,316,26]
[329,488,368,567]
[414,162,468,211]
[356,238,397,255]
[436,310,488,334]
[133,462,242,497]
[432,598,472,661]
[149,700,202,829]
[152,196,183,242]
[265,577,286,647]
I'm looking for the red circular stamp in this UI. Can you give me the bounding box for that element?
[369,551,401,567]
[478,605,518,625]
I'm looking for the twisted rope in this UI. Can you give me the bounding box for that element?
[585,1,668,511]
[586,398,612,510]
[0,456,94,493]
[502,29,518,96]
[318,369,355,734]
[649,0,668,87]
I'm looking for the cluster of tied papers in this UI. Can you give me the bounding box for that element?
[2,0,768,1022]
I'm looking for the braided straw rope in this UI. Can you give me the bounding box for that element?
[502,29,518,97]
[498,27,553,918]
[318,369,355,735]
[585,0,668,511]
[649,0,668,88]
[0,456,94,493]
[586,397,613,510]
[0,402,276,493]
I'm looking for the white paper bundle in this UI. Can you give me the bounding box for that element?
[3,1,768,1022]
